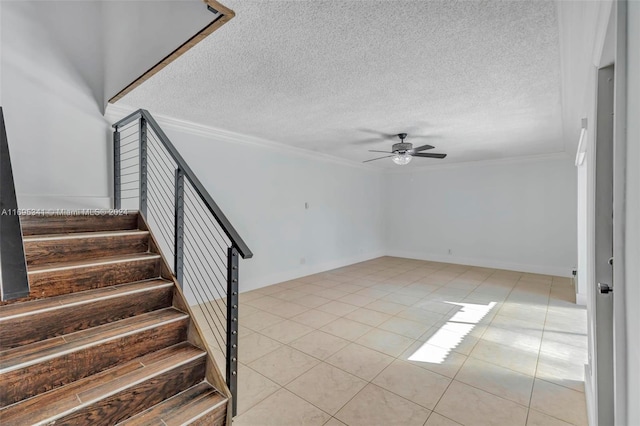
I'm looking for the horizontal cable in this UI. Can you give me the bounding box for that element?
[120,195,138,200]
[183,215,228,279]
[185,269,226,352]
[120,146,139,156]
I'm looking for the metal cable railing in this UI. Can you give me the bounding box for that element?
[112,109,252,416]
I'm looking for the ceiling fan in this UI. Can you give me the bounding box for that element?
[363,133,447,165]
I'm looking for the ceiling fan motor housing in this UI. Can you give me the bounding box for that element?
[392,142,412,153]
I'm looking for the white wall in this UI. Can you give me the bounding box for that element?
[102,0,213,104]
[0,1,111,209]
[384,155,577,277]
[107,109,386,292]
[624,1,639,422]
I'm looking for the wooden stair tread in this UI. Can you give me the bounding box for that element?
[117,382,226,426]
[23,229,149,242]
[20,212,139,236]
[0,279,172,320]
[0,308,187,371]
[0,342,206,426]
[28,252,161,274]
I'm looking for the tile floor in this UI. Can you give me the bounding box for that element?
[201,257,589,426]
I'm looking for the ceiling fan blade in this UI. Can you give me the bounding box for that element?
[368,150,393,154]
[410,144,435,153]
[363,155,394,163]
[413,153,447,159]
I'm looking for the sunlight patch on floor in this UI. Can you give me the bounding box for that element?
[408,302,497,364]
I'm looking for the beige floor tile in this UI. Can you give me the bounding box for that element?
[259,319,314,343]
[335,384,431,426]
[322,418,347,426]
[396,306,445,325]
[286,363,367,415]
[435,381,528,426]
[372,359,451,409]
[290,330,350,360]
[316,300,360,316]
[239,332,283,363]
[326,343,394,381]
[356,328,415,357]
[381,292,422,306]
[294,294,333,309]
[526,409,573,426]
[378,316,431,339]
[239,290,266,302]
[470,339,539,376]
[338,293,377,307]
[354,288,390,299]
[344,307,392,327]
[365,299,407,315]
[246,295,282,310]
[481,325,542,352]
[425,412,463,426]
[529,379,588,425]
[400,340,467,378]
[291,309,340,328]
[242,310,285,332]
[234,388,331,426]
[268,301,310,318]
[320,317,373,341]
[413,300,458,315]
[455,357,534,406]
[249,345,320,385]
[237,364,281,415]
[315,288,351,300]
[271,288,311,301]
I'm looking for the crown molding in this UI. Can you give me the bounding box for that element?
[105,103,376,171]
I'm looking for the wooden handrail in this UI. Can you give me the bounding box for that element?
[109,0,235,104]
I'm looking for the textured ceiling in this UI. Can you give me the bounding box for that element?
[120,0,563,168]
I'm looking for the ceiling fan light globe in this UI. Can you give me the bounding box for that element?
[392,154,412,165]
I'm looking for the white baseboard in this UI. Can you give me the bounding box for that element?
[16,195,112,210]
[385,250,574,277]
[585,364,596,426]
[240,250,386,292]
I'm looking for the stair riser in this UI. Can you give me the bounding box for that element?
[25,233,149,266]
[0,317,188,407]
[0,286,173,349]
[56,357,206,425]
[20,214,139,236]
[28,258,161,298]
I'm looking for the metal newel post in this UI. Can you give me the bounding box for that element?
[226,246,239,417]
[174,168,185,284]
[139,117,148,216]
[113,129,121,210]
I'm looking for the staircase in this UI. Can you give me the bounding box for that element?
[0,212,230,425]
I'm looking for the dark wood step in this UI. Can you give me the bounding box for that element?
[20,212,139,236]
[0,279,174,349]
[27,253,162,299]
[117,382,227,426]
[0,343,207,426]
[0,308,189,407]
[24,230,150,266]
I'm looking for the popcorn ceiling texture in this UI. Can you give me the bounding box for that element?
[120,0,563,167]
